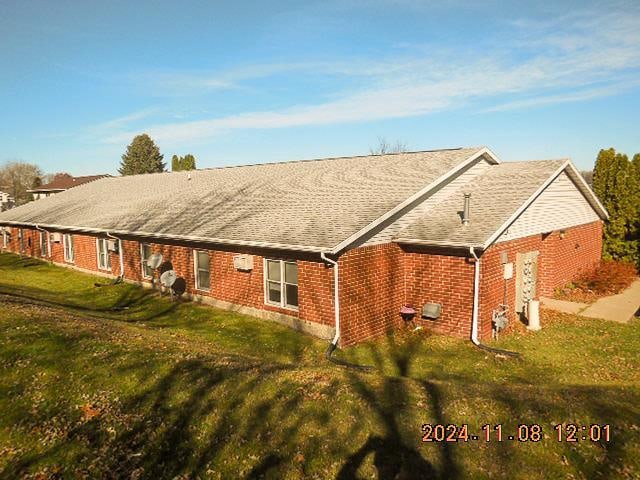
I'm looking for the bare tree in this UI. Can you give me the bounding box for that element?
[0,161,44,206]
[580,170,593,187]
[369,137,408,155]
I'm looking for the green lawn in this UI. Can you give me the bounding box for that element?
[0,252,638,479]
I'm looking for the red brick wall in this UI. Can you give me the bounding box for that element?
[1,220,603,345]
[404,246,475,338]
[479,221,603,338]
[338,221,602,345]
[1,227,335,329]
[338,243,405,346]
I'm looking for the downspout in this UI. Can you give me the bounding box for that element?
[34,224,50,259]
[469,247,520,358]
[106,232,125,282]
[320,252,340,351]
[320,252,371,371]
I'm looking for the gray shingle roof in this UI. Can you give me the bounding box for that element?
[0,147,486,252]
[394,159,569,248]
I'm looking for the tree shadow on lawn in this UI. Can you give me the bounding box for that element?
[1,318,639,479]
[0,282,176,323]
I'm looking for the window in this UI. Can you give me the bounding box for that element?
[18,229,24,253]
[2,230,7,248]
[39,232,49,257]
[264,259,298,309]
[194,250,210,291]
[141,243,153,279]
[96,238,111,270]
[63,234,74,263]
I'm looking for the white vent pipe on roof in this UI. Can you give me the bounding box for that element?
[462,193,471,225]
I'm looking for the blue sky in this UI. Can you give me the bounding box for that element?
[1,0,639,174]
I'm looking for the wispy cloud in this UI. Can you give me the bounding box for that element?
[98,4,640,145]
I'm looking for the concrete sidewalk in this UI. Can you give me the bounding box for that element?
[541,279,640,323]
[581,279,640,323]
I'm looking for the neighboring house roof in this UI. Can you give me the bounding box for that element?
[0,147,494,252]
[394,159,607,249]
[28,174,110,193]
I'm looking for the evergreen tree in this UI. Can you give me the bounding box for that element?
[171,154,197,171]
[171,154,180,172]
[181,154,196,170]
[593,148,639,265]
[119,134,165,175]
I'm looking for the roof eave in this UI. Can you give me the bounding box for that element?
[0,220,329,254]
[394,238,485,250]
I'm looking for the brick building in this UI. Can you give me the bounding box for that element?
[0,147,607,347]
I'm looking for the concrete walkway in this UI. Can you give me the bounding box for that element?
[541,279,640,323]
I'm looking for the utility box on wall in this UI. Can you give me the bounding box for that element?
[422,303,442,320]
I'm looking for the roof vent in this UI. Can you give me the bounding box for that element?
[462,193,471,225]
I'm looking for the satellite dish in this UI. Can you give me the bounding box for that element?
[172,278,186,296]
[160,270,177,288]
[148,253,163,270]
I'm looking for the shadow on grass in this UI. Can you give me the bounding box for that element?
[0,254,638,478]
[2,321,639,479]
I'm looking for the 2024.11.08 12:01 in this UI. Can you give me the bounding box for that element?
[420,423,611,443]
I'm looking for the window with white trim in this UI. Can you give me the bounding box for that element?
[18,229,24,253]
[97,238,111,270]
[63,234,74,263]
[141,243,153,279]
[194,250,210,291]
[39,232,49,257]
[2,230,7,248]
[264,259,298,309]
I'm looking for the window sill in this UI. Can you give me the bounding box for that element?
[265,301,299,312]
[195,287,210,293]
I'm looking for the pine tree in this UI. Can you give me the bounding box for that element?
[181,154,196,171]
[119,134,165,175]
[171,154,180,172]
[593,148,639,265]
[171,154,197,171]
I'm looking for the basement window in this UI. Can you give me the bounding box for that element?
[194,250,211,291]
[140,243,153,279]
[264,259,298,310]
[39,232,49,257]
[63,234,74,263]
[96,238,111,271]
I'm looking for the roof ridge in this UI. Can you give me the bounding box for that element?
[111,146,483,180]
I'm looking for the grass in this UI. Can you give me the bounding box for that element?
[0,252,639,479]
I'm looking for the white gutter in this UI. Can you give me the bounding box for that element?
[320,252,340,347]
[106,232,125,279]
[0,221,328,254]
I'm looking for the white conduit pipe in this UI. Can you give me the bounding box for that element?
[106,232,125,279]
